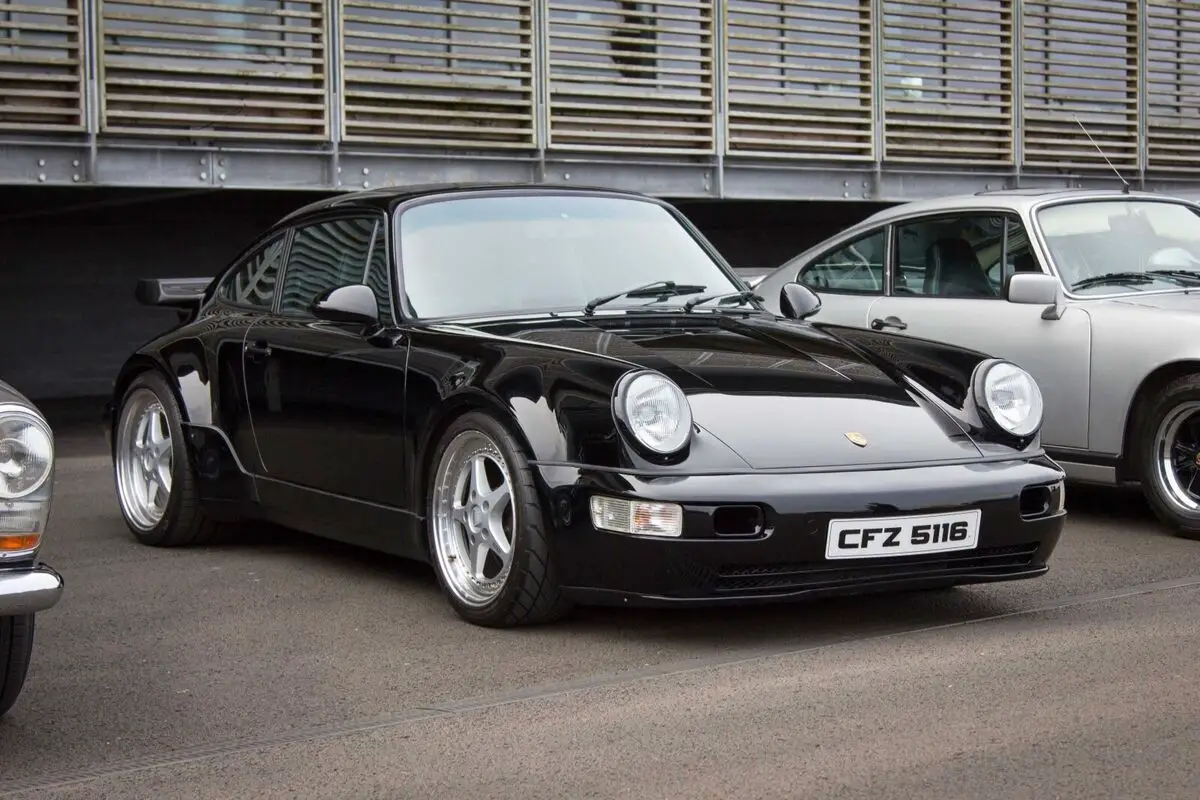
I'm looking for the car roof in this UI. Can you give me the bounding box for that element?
[277,181,657,226]
[856,187,1188,227]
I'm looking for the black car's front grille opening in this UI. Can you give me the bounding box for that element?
[1019,485,1053,519]
[711,505,765,537]
[708,543,1041,593]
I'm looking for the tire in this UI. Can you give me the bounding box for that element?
[426,411,573,627]
[112,370,227,547]
[1134,373,1200,540]
[0,614,35,719]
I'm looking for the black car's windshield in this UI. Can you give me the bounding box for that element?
[396,194,743,319]
[1036,199,1200,295]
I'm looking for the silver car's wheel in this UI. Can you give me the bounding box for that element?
[1152,399,1200,514]
[430,429,516,607]
[115,387,174,531]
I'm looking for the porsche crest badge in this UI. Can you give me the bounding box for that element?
[844,432,868,447]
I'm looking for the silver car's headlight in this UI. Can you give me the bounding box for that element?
[0,403,54,557]
[614,370,693,455]
[0,404,54,499]
[977,361,1044,437]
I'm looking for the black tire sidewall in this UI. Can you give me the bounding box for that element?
[0,613,35,718]
[1137,381,1200,537]
[426,411,551,626]
[114,371,191,545]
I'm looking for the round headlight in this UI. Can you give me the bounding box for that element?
[980,361,1044,437]
[0,404,54,499]
[617,371,693,455]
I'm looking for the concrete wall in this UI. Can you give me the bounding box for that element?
[0,188,885,401]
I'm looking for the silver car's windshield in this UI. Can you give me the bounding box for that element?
[396,194,743,319]
[1036,199,1200,295]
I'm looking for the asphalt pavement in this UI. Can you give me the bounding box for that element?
[1,425,1197,799]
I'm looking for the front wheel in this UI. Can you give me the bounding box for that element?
[426,411,573,627]
[1135,374,1200,540]
[0,614,35,718]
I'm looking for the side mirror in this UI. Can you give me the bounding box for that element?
[1006,273,1061,306]
[311,284,379,326]
[779,282,822,320]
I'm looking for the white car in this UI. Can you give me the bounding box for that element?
[753,188,1200,539]
[0,380,63,717]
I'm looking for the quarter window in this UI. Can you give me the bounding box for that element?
[279,216,386,318]
[892,213,1032,298]
[797,229,887,294]
[215,233,286,309]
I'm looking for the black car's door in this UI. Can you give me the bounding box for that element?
[204,230,291,474]
[242,211,409,505]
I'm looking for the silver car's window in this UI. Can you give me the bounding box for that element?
[891,213,1036,299]
[1036,199,1200,295]
[797,229,887,295]
[396,195,740,319]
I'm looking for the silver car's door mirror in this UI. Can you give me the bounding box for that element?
[1007,273,1066,320]
[1007,273,1060,305]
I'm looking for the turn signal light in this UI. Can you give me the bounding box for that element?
[0,534,40,552]
[590,495,684,538]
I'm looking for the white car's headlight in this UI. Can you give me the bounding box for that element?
[0,403,54,499]
[978,361,1044,437]
[615,370,693,455]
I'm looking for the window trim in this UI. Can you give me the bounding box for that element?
[273,208,392,321]
[886,210,1031,301]
[795,225,891,297]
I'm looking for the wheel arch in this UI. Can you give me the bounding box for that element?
[413,389,543,528]
[1120,359,1200,481]
[109,356,189,447]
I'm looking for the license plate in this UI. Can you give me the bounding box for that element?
[825,509,981,560]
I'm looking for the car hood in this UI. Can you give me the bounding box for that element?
[1097,290,1200,313]
[461,313,982,469]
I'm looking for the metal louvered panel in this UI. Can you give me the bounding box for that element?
[99,0,328,140]
[1146,1,1200,172]
[725,0,873,160]
[546,0,715,153]
[1022,0,1139,171]
[341,0,536,148]
[882,0,1013,165]
[0,1,84,132]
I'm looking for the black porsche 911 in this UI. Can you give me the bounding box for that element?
[106,183,1066,627]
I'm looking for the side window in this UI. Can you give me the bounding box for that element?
[215,234,286,309]
[797,229,887,294]
[893,213,1025,298]
[279,216,385,317]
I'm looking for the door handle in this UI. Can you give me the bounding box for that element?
[870,315,908,331]
[244,340,272,359]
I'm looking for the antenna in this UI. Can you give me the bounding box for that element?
[1073,114,1131,193]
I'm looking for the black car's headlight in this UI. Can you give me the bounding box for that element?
[0,403,54,557]
[613,370,693,456]
[974,360,1044,438]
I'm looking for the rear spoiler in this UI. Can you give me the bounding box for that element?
[135,277,212,309]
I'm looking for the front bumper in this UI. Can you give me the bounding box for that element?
[0,565,64,616]
[536,456,1067,607]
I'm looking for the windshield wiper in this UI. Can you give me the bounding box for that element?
[682,290,763,312]
[584,281,707,315]
[1071,272,1155,291]
[1145,269,1200,285]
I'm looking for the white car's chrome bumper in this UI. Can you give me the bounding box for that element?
[0,566,63,616]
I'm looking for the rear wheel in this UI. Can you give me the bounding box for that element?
[426,411,572,627]
[0,614,35,718]
[1135,374,1200,540]
[113,371,226,547]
